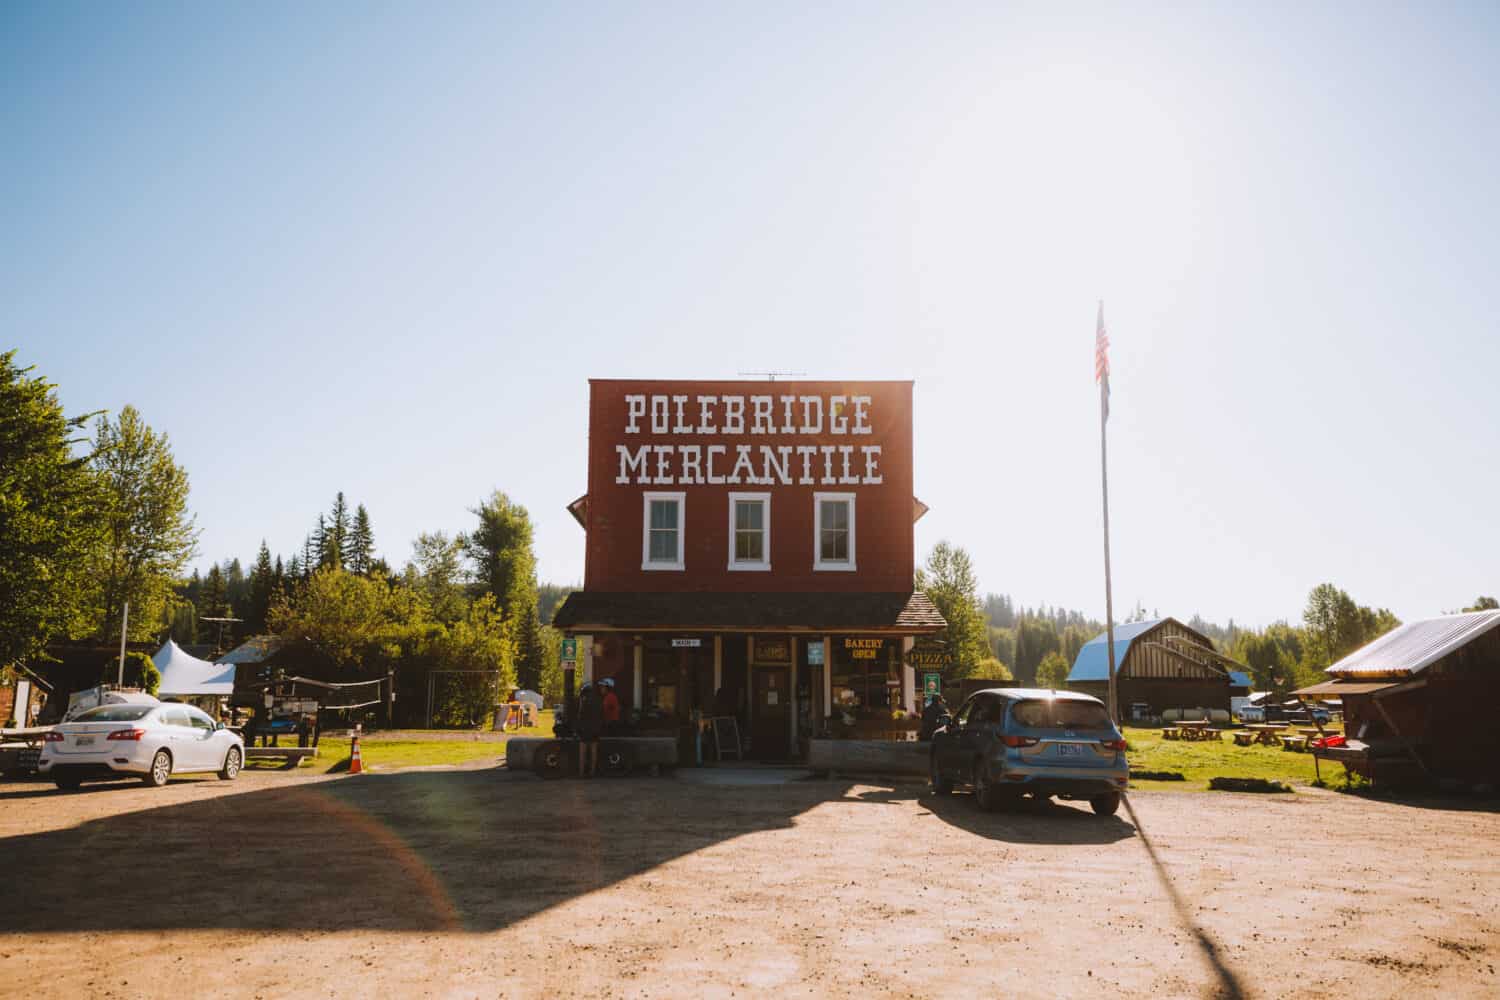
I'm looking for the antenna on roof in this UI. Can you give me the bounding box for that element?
[200,616,244,658]
[737,370,807,382]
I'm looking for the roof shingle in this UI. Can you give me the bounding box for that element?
[552,591,946,633]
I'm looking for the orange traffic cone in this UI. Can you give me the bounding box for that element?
[348,727,363,775]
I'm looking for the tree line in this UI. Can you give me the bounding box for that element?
[917,535,1491,697]
[1,352,570,722]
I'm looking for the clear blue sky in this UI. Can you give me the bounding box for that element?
[7,2,1498,627]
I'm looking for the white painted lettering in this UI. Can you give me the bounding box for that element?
[650,396,670,434]
[750,395,774,435]
[820,445,836,484]
[780,395,797,433]
[672,395,691,434]
[616,444,650,483]
[722,395,745,434]
[760,445,792,485]
[696,395,718,435]
[680,445,703,484]
[706,445,727,484]
[852,395,872,435]
[862,445,883,484]
[800,396,823,434]
[729,445,757,485]
[830,395,848,434]
[796,445,818,485]
[625,395,646,434]
[653,444,673,484]
[838,445,859,484]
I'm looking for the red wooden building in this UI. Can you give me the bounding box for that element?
[552,379,945,760]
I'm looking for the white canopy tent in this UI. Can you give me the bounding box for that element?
[152,639,237,697]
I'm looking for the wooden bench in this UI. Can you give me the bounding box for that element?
[1279,735,1308,752]
[1162,727,1181,741]
[1232,731,1256,747]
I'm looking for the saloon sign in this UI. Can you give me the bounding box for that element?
[613,392,887,487]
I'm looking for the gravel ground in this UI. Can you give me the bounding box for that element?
[1,767,1496,998]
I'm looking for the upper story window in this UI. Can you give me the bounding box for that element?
[814,492,856,571]
[728,492,771,571]
[642,492,685,571]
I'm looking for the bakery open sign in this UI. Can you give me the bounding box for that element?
[843,637,886,660]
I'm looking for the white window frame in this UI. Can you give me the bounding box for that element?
[641,491,686,571]
[727,492,771,571]
[813,492,856,572]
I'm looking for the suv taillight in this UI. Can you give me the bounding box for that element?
[106,728,146,741]
[1001,735,1039,748]
[1099,739,1127,751]
[44,731,64,742]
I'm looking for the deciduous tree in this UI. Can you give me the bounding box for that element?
[87,405,199,642]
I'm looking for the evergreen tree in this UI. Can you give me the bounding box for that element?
[327,493,350,570]
[224,557,247,615]
[201,564,229,618]
[312,515,330,569]
[287,552,304,584]
[349,504,375,574]
[0,351,103,666]
[248,541,275,633]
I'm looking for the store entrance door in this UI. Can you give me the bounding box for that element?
[751,666,790,760]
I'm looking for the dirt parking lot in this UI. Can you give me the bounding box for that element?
[2,767,1497,999]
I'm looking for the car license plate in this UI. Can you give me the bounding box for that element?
[1056,743,1083,757]
[76,735,95,747]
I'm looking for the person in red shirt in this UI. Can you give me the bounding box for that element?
[600,678,622,735]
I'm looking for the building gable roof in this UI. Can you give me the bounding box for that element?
[1327,610,1500,677]
[1067,618,1165,683]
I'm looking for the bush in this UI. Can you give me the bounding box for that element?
[105,651,160,695]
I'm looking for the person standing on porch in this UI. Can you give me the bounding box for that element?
[919,693,949,742]
[600,678,622,735]
[576,682,604,777]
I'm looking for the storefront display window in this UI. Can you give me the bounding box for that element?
[830,636,897,713]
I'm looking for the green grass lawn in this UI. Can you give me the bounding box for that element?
[245,710,557,774]
[1125,725,1346,791]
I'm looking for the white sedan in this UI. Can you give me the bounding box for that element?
[39,702,244,790]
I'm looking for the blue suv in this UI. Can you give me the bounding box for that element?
[930,688,1130,815]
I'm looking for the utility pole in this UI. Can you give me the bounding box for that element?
[116,601,130,688]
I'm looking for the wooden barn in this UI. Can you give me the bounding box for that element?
[1067,617,1238,720]
[1297,610,1500,787]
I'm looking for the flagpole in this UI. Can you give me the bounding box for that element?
[1098,304,1119,725]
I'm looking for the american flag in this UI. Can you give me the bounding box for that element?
[1095,301,1110,421]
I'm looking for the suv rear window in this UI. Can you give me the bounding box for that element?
[1009,699,1112,730]
[74,705,156,722]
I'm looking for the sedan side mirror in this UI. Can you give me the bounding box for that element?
[215,721,226,731]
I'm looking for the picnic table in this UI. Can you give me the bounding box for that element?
[1243,724,1289,746]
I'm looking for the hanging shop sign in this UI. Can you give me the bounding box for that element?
[923,672,943,705]
[671,638,702,648]
[754,636,791,664]
[806,640,824,666]
[843,637,887,661]
[906,640,952,669]
[560,637,578,663]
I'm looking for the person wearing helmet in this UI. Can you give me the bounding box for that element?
[576,682,604,777]
[600,677,622,736]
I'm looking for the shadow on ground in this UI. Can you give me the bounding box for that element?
[2,768,1143,934]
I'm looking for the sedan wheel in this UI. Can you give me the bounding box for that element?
[143,749,172,787]
[219,746,242,781]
